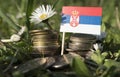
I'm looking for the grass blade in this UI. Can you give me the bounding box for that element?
[26,0,34,30]
[53,0,59,9]
[0,9,20,31]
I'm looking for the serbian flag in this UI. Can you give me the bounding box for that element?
[60,6,102,35]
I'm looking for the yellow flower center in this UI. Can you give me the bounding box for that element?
[39,13,47,20]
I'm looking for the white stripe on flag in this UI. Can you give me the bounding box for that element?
[60,24,101,35]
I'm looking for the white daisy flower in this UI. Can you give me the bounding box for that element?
[30,5,56,24]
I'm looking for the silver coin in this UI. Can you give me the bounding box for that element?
[17,58,47,73]
[68,43,92,51]
[70,33,96,43]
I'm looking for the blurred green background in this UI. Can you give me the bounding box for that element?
[0,0,120,52]
[0,0,120,38]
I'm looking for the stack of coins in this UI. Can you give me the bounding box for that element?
[67,33,96,57]
[30,30,60,56]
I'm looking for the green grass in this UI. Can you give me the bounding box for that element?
[0,0,120,77]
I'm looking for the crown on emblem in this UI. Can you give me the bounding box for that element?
[72,10,79,16]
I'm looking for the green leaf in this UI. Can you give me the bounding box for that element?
[90,50,108,65]
[71,57,93,77]
[104,59,120,68]
[91,50,103,65]
[101,52,108,57]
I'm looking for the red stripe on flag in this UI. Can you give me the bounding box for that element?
[62,6,102,16]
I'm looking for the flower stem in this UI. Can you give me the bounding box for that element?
[46,21,53,30]
[44,19,53,30]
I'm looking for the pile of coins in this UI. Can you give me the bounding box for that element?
[30,30,60,56]
[67,33,96,57]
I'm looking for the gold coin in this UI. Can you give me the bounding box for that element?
[31,34,58,40]
[32,39,58,42]
[32,45,60,54]
[33,45,60,48]
[29,30,51,34]
[33,41,59,46]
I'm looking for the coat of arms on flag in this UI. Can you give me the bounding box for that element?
[60,6,102,35]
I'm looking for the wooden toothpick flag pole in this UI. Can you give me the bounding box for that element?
[61,32,65,55]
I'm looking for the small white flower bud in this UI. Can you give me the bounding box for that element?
[10,34,21,42]
[93,43,103,51]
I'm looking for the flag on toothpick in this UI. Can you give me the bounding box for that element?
[60,6,102,35]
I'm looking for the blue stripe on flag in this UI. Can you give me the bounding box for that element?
[61,14,70,23]
[61,15,102,25]
[79,16,101,25]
